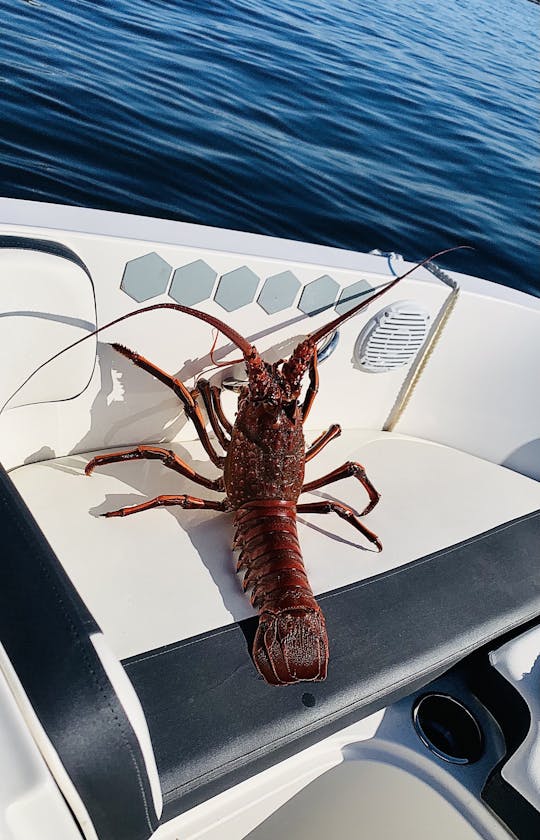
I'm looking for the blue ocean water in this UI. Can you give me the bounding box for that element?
[1,0,539,293]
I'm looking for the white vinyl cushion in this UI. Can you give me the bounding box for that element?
[0,250,96,410]
[9,430,540,661]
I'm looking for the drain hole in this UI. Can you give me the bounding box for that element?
[413,694,483,764]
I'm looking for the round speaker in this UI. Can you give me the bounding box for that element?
[354,301,431,373]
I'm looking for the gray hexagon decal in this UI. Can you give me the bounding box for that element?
[169,260,217,306]
[298,274,339,316]
[257,271,300,314]
[335,279,374,315]
[121,252,172,302]
[214,266,259,312]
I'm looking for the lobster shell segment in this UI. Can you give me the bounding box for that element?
[253,607,328,685]
[234,500,329,685]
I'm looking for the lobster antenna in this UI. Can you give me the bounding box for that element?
[0,302,257,415]
[307,246,473,347]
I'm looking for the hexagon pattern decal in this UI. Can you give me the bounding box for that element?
[215,266,260,312]
[258,271,300,314]
[298,275,339,316]
[335,279,374,315]
[120,252,377,317]
[169,260,217,306]
[121,252,172,302]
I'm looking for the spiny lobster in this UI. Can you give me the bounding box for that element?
[8,247,467,685]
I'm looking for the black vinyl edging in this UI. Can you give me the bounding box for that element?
[0,464,159,840]
[122,509,540,822]
[0,235,93,280]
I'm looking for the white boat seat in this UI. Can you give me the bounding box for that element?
[7,429,540,820]
[9,430,540,660]
[0,239,96,411]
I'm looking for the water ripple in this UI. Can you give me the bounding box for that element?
[1,0,538,292]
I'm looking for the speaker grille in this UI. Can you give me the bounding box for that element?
[354,301,431,372]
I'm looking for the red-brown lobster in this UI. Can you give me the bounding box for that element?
[83,307,378,686]
[5,247,466,684]
[69,248,464,685]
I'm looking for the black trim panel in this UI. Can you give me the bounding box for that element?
[0,465,159,840]
[123,510,540,821]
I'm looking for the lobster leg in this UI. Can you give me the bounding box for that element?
[209,384,233,435]
[85,445,225,491]
[296,500,382,551]
[301,351,319,422]
[102,494,230,518]
[301,461,380,516]
[305,424,341,462]
[194,379,231,450]
[111,343,224,468]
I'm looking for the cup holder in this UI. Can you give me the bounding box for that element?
[412,693,483,764]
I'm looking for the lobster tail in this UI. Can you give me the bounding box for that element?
[253,608,328,685]
[234,500,329,685]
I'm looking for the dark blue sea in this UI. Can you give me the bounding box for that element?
[1,0,539,294]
